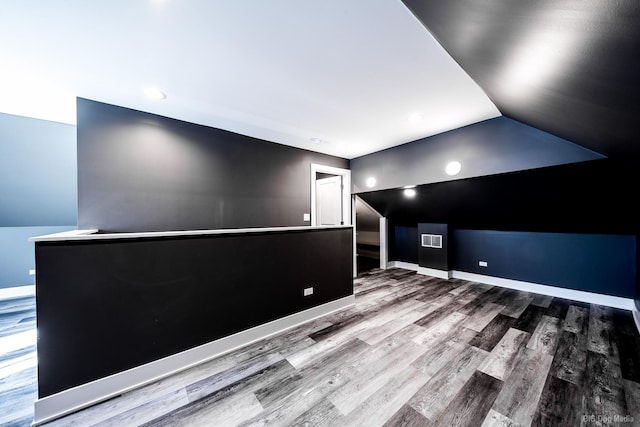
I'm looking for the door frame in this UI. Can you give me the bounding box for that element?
[310,164,351,227]
[311,164,356,278]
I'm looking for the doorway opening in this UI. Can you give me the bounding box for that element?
[355,196,382,274]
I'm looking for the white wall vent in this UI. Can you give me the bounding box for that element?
[421,234,443,248]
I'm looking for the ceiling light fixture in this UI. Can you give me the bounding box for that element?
[403,185,416,189]
[445,161,462,176]
[143,86,167,100]
[366,177,377,188]
[403,188,417,198]
[309,137,324,145]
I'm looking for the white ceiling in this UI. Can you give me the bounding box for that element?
[0,0,500,159]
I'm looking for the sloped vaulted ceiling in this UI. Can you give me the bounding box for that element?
[0,1,501,160]
[402,0,640,159]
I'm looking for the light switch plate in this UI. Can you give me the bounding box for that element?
[303,213,310,222]
[304,287,314,296]
[479,261,488,267]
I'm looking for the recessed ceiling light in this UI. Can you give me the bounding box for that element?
[445,161,462,176]
[408,113,424,123]
[403,185,416,189]
[366,177,377,188]
[309,137,324,145]
[143,86,167,100]
[403,188,417,197]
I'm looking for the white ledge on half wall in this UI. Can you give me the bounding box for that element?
[29,229,99,241]
[29,225,354,242]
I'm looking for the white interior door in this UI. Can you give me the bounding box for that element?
[316,176,343,226]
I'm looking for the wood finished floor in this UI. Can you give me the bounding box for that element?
[0,294,37,427]
[3,268,640,426]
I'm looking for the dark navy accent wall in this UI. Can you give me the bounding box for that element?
[77,98,349,233]
[452,230,636,298]
[391,224,418,264]
[386,225,635,298]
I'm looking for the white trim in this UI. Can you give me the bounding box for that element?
[33,295,355,426]
[379,218,388,270]
[387,262,453,279]
[352,196,357,278]
[386,262,636,312]
[631,303,640,332]
[0,285,35,301]
[29,226,352,243]
[417,266,451,279]
[388,261,418,271]
[451,271,635,311]
[30,229,98,241]
[632,306,640,336]
[310,164,351,227]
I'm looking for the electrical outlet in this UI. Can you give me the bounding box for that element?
[303,213,310,222]
[479,261,488,267]
[303,287,314,296]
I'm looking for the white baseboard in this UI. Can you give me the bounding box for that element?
[417,266,451,280]
[33,295,355,426]
[452,271,635,311]
[388,261,418,271]
[389,262,453,280]
[387,262,636,312]
[633,306,640,335]
[0,285,35,301]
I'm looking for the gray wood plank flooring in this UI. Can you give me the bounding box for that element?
[0,295,37,427]
[3,268,640,426]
